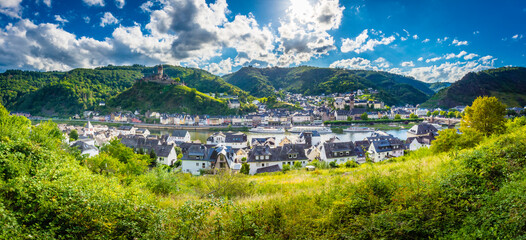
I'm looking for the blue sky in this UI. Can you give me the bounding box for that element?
[0,0,524,82]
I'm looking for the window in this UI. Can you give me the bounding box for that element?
[202,163,205,168]
[265,155,269,160]
[196,163,199,166]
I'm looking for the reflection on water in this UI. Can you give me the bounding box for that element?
[149,129,408,143]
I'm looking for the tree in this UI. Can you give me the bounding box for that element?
[439,110,447,116]
[447,111,456,118]
[394,114,401,120]
[69,129,78,141]
[361,112,369,121]
[426,111,432,117]
[381,115,389,120]
[461,96,506,136]
[149,149,158,167]
[409,113,418,119]
[240,162,250,175]
[432,110,439,116]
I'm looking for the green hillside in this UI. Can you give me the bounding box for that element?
[107,82,254,115]
[223,66,433,105]
[428,82,451,92]
[0,65,251,117]
[422,67,526,108]
[3,101,526,238]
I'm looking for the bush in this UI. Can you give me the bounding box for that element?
[282,164,291,172]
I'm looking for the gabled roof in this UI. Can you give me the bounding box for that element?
[172,130,189,138]
[256,164,281,174]
[408,123,438,135]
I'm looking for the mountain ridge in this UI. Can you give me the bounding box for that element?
[421,67,526,108]
[223,66,434,106]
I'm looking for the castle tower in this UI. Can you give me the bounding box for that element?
[157,65,163,77]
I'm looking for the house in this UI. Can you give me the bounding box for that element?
[297,131,321,147]
[246,144,309,175]
[334,110,351,121]
[251,137,276,148]
[181,144,240,175]
[278,137,292,146]
[228,99,241,109]
[366,131,405,162]
[369,101,384,109]
[135,128,151,137]
[119,135,177,166]
[167,130,191,145]
[84,121,95,136]
[117,125,137,135]
[407,123,438,138]
[206,132,248,149]
[406,134,436,151]
[320,141,365,164]
[70,141,99,158]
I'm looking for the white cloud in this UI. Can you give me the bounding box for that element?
[341,29,395,54]
[100,12,119,27]
[452,39,468,46]
[479,55,496,65]
[115,0,125,8]
[276,0,345,66]
[330,57,390,71]
[417,57,423,61]
[401,61,414,67]
[0,0,23,18]
[437,37,448,43]
[403,29,409,36]
[426,57,442,63]
[473,30,479,35]
[140,1,154,12]
[422,38,430,43]
[401,60,494,83]
[205,58,232,75]
[445,51,467,59]
[512,34,523,40]
[463,53,478,60]
[54,15,68,24]
[400,37,407,41]
[37,0,52,7]
[341,29,368,53]
[83,0,105,7]
[330,57,372,70]
[412,34,418,40]
[83,16,91,23]
[374,57,390,68]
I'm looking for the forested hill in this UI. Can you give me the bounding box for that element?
[0,65,249,116]
[421,67,526,108]
[222,66,434,105]
[107,82,255,115]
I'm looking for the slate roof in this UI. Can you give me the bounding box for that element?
[407,123,438,136]
[406,133,435,145]
[172,130,189,138]
[256,164,281,174]
[323,141,363,159]
[70,141,98,152]
[247,144,309,163]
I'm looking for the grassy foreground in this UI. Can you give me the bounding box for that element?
[2,102,526,238]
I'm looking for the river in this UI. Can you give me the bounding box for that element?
[149,129,408,143]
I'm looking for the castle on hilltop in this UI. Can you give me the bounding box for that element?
[140,65,182,85]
